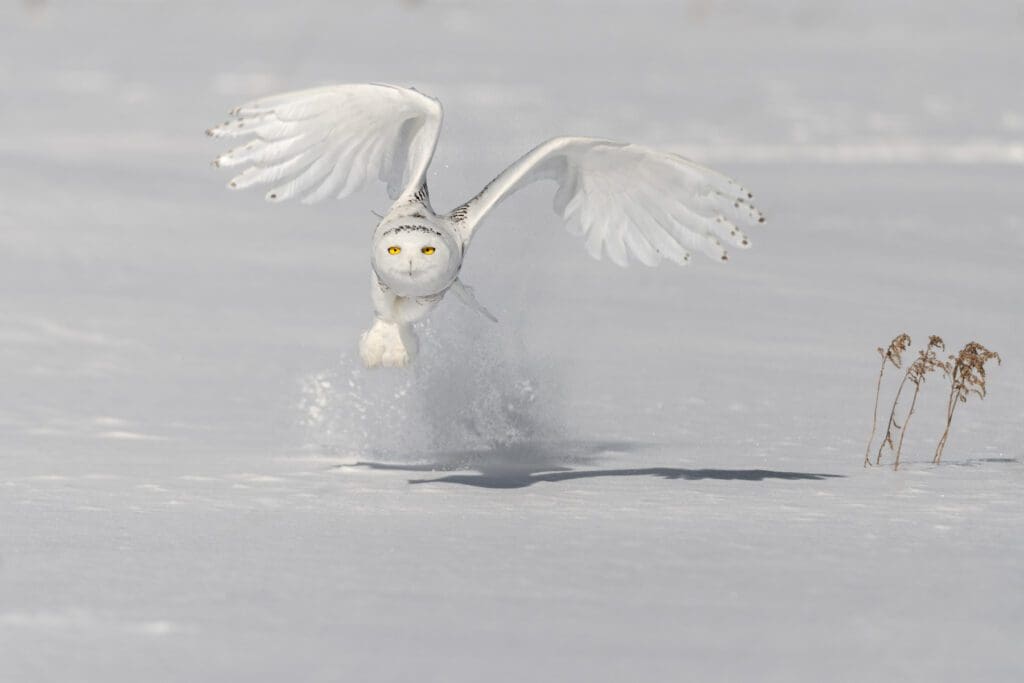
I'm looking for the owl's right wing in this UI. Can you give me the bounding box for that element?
[207,83,442,205]
[449,136,764,266]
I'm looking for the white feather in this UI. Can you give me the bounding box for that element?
[451,136,763,265]
[209,83,442,204]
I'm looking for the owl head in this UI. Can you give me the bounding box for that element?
[371,220,462,297]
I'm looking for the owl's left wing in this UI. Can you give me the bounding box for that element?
[449,136,764,266]
[207,83,442,204]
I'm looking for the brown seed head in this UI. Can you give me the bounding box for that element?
[951,341,1001,401]
[907,335,948,385]
[879,333,912,368]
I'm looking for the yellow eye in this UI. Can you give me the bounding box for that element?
[421,246,436,255]
[387,246,401,255]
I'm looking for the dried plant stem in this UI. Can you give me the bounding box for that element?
[932,342,1000,465]
[865,335,996,470]
[893,383,923,471]
[864,357,888,467]
[878,336,945,468]
[934,377,959,464]
[868,333,912,468]
[876,374,909,466]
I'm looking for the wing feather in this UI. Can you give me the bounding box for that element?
[622,227,660,267]
[449,137,763,266]
[208,83,443,204]
[619,192,692,266]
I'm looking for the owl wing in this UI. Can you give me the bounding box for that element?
[449,136,764,266]
[207,83,442,204]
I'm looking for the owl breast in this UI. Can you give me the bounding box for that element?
[371,217,462,297]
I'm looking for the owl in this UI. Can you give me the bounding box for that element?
[208,83,764,367]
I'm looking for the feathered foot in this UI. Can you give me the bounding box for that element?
[359,318,418,368]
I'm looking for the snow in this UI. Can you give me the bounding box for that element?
[2,1,1022,681]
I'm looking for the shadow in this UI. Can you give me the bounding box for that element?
[349,455,843,489]
[951,457,1019,467]
[332,438,640,473]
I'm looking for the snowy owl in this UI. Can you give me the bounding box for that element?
[207,83,764,368]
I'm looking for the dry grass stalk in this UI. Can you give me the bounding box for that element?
[934,342,1001,464]
[892,336,947,470]
[875,346,921,466]
[864,333,911,467]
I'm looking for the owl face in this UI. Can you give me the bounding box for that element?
[371,221,461,297]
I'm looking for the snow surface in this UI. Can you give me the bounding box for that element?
[2,1,1023,681]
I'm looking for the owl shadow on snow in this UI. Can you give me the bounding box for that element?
[344,440,843,489]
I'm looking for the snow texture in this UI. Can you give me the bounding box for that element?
[1,1,1022,681]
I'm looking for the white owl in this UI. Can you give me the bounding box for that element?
[208,83,764,368]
